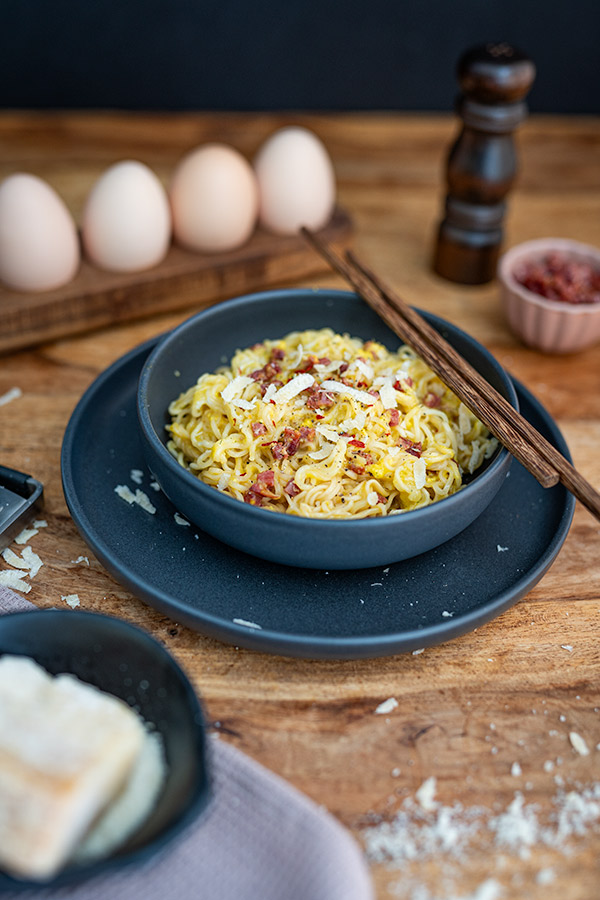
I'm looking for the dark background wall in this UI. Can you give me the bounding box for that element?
[3,0,599,113]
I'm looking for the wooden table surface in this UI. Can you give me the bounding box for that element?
[1,112,599,899]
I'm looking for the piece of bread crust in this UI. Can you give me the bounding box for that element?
[0,655,145,880]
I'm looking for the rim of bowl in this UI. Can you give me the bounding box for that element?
[0,609,210,889]
[499,238,600,316]
[137,288,516,533]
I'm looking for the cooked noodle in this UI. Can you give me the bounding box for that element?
[166,328,497,519]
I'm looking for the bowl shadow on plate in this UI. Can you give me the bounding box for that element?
[0,609,211,891]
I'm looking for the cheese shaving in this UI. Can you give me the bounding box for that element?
[272,373,315,403]
[413,457,427,489]
[221,375,254,403]
[379,379,397,410]
[320,380,377,405]
[15,528,38,545]
[21,546,43,578]
[0,570,31,593]
[0,387,22,407]
[1,548,30,570]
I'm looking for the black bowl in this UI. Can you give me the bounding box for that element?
[0,610,210,890]
[138,288,518,569]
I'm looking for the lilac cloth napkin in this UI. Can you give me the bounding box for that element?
[0,587,373,900]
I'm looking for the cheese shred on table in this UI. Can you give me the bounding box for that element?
[166,329,497,519]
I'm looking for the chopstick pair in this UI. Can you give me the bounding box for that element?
[301,227,600,523]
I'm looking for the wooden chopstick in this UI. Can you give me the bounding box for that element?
[301,227,600,522]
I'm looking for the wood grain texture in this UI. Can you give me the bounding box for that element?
[0,113,599,900]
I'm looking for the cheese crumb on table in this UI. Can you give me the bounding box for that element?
[375,697,398,715]
[569,731,590,756]
[0,387,22,407]
[0,570,31,593]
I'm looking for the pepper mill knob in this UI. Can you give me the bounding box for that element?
[433,43,536,284]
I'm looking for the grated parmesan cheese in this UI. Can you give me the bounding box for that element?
[231,397,256,411]
[320,380,377,406]
[413,458,426,489]
[262,383,278,403]
[354,358,374,381]
[272,373,315,404]
[416,777,438,812]
[114,485,136,505]
[221,375,254,403]
[375,697,398,715]
[173,513,189,526]
[216,473,231,492]
[232,618,262,630]
[316,424,341,443]
[133,490,156,514]
[0,570,31,593]
[378,379,397,410]
[340,412,367,434]
[15,528,38,545]
[21,546,42,578]
[114,485,156,515]
[62,594,80,608]
[569,732,590,756]
[130,469,144,485]
[1,548,29,570]
[0,387,22,407]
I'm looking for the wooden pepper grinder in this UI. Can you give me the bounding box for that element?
[433,43,536,284]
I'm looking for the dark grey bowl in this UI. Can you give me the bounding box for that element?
[137,289,517,569]
[0,610,210,890]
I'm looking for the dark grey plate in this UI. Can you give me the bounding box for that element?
[61,338,574,660]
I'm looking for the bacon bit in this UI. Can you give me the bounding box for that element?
[517,251,600,304]
[393,380,403,391]
[377,494,387,504]
[270,426,314,460]
[284,479,301,497]
[368,389,379,398]
[251,361,282,384]
[348,439,366,448]
[347,463,365,475]
[299,425,316,442]
[270,347,285,360]
[339,362,349,374]
[251,422,268,437]
[295,355,317,374]
[398,437,422,457]
[305,383,336,409]
[423,392,441,408]
[243,470,279,505]
[362,452,374,465]
[315,413,324,419]
[317,357,331,366]
[389,409,400,427]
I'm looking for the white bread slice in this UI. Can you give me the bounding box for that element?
[0,655,145,880]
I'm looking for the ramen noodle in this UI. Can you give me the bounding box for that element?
[166,329,498,519]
